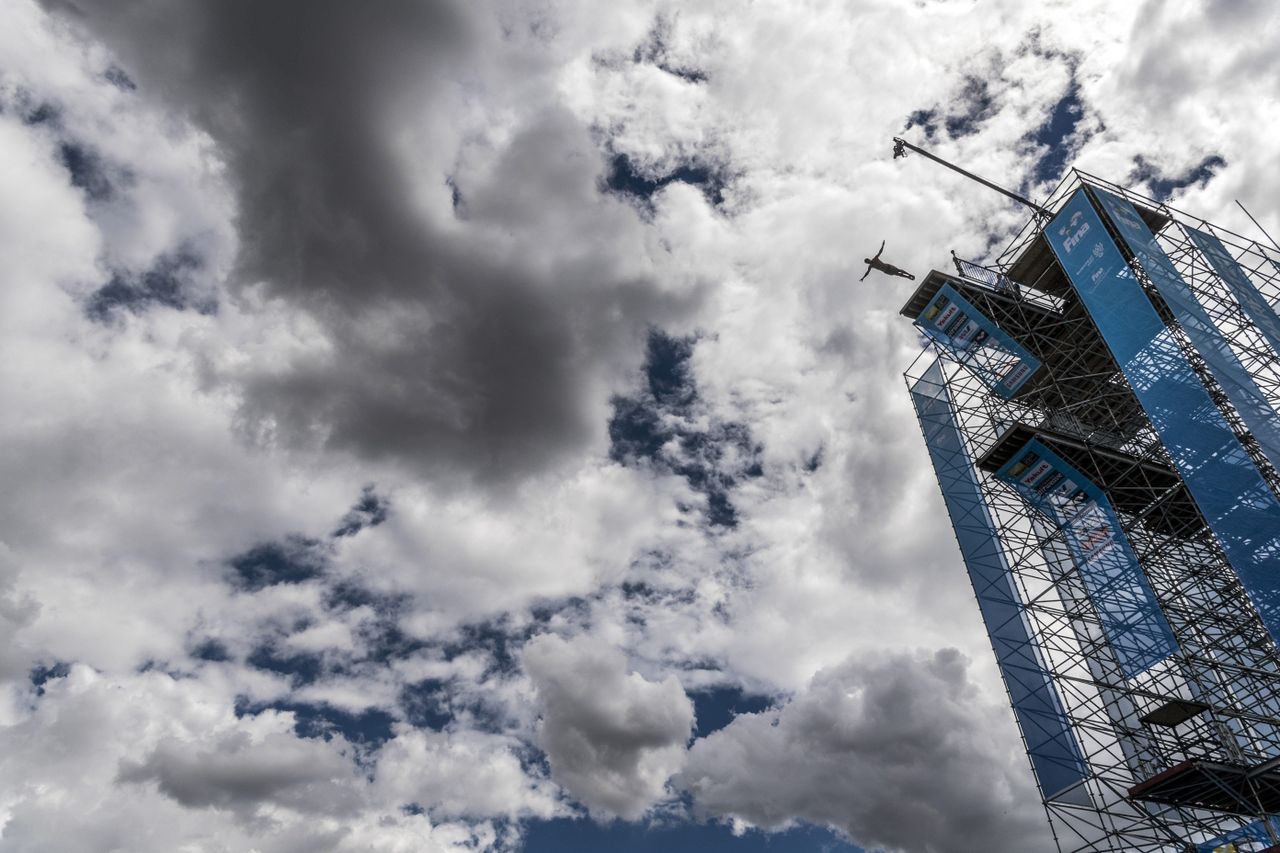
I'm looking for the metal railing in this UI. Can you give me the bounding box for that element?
[953,254,1065,313]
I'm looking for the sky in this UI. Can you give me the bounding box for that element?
[1,1,1279,851]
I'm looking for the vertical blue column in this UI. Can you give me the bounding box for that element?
[911,361,1088,800]
[1045,189,1280,646]
[994,438,1177,679]
[916,283,1041,398]
[1091,187,1280,475]
[1185,225,1280,359]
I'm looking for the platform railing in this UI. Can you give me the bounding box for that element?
[952,254,1065,313]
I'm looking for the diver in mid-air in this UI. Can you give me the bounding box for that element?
[859,240,915,281]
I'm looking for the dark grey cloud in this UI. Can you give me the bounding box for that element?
[524,633,694,820]
[118,730,364,817]
[47,0,699,486]
[680,649,1050,853]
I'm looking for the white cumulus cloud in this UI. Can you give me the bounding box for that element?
[524,633,694,820]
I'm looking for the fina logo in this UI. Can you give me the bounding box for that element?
[1062,210,1090,252]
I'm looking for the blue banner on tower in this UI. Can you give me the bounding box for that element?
[911,363,1088,800]
[1045,189,1280,647]
[1185,225,1280,359]
[917,283,1041,397]
[995,439,1177,679]
[1196,818,1280,853]
[1092,187,1280,476]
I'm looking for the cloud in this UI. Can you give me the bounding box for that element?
[375,728,564,821]
[47,0,702,488]
[118,729,365,817]
[0,665,502,853]
[0,544,40,686]
[523,633,694,820]
[680,649,1051,853]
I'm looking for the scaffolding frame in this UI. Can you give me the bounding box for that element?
[904,170,1280,852]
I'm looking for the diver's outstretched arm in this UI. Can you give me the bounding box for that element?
[859,266,871,282]
[873,240,885,260]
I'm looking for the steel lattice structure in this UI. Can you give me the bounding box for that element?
[903,170,1280,853]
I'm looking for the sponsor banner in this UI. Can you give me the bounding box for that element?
[1046,189,1280,646]
[1093,188,1280,476]
[1185,225,1280,359]
[997,439,1178,679]
[911,364,1088,799]
[917,283,1041,398]
[1195,818,1280,853]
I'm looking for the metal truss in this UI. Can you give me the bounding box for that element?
[904,171,1280,852]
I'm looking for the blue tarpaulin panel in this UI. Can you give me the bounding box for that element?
[1092,187,1280,476]
[1185,225,1280,361]
[1196,817,1280,853]
[911,362,1088,799]
[916,283,1041,398]
[995,438,1177,679]
[1045,189,1280,646]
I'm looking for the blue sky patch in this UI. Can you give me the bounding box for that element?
[332,485,390,538]
[445,618,524,678]
[690,685,774,738]
[190,638,232,662]
[400,678,456,731]
[322,579,402,614]
[19,100,61,127]
[903,107,939,142]
[245,645,325,686]
[86,251,211,322]
[620,577,696,608]
[1130,154,1226,201]
[1027,80,1083,185]
[605,154,726,209]
[227,535,326,591]
[103,65,136,91]
[354,619,426,667]
[59,141,114,201]
[609,331,763,529]
[237,697,396,747]
[29,661,71,696]
[944,76,996,138]
[902,75,998,143]
[633,15,709,84]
